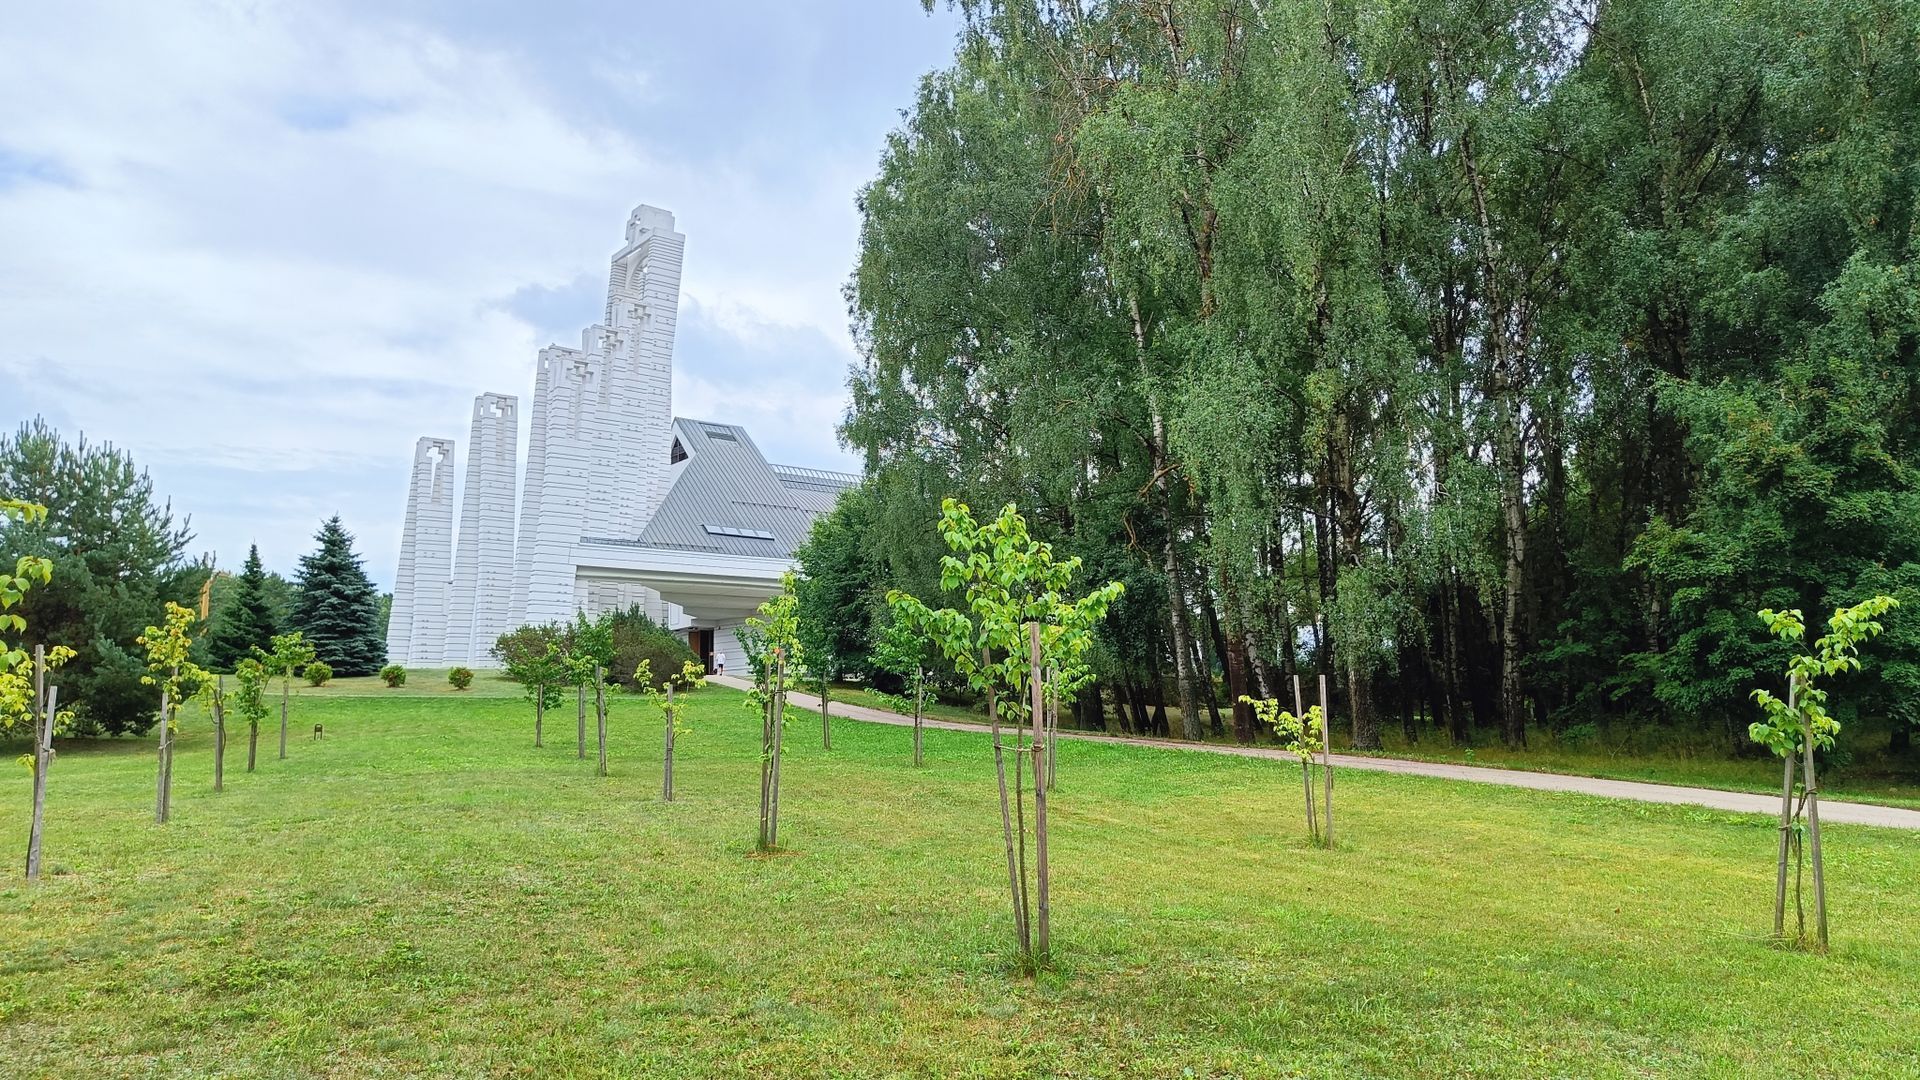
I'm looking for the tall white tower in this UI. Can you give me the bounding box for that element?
[445,393,520,664]
[387,436,455,664]
[517,205,684,625]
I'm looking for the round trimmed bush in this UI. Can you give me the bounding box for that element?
[304,661,333,687]
[607,606,698,692]
[380,664,407,688]
[448,666,474,690]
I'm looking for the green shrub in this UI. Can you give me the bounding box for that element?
[304,661,333,687]
[607,606,697,692]
[379,664,407,688]
[448,666,474,690]
[1557,721,1599,748]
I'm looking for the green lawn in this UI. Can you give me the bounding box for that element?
[3,685,1918,1077]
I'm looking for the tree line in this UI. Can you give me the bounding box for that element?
[804,0,1919,757]
[0,417,389,735]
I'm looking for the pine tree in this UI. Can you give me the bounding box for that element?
[206,543,280,670]
[290,516,387,676]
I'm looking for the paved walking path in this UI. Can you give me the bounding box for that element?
[710,675,1920,830]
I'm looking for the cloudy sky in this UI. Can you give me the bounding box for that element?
[0,1,961,588]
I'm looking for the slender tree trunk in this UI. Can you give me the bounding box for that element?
[213,674,225,792]
[987,649,1029,958]
[1303,751,1318,843]
[1293,673,1317,842]
[595,666,608,778]
[1774,743,1796,940]
[577,684,587,760]
[1803,722,1828,951]
[1196,587,1226,738]
[1443,583,1471,744]
[1131,294,1204,742]
[26,648,50,879]
[535,684,545,747]
[1029,624,1050,960]
[663,684,675,801]
[758,678,775,850]
[278,678,289,760]
[1046,672,1060,792]
[156,684,171,824]
[768,664,786,849]
[248,723,258,772]
[820,680,831,750]
[162,704,174,819]
[912,668,924,767]
[1319,672,1335,848]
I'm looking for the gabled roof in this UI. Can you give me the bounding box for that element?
[618,418,858,560]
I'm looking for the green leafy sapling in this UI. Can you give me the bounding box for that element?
[258,631,316,761]
[569,612,616,776]
[493,625,566,746]
[639,658,706,801]
[139,601,210,823]
[234,657,270,772]
[1242,696,1327,844]
[872,611,938,766]
[742,573,804,850]
[888,500,1123,966]
[1749,595,1898,950]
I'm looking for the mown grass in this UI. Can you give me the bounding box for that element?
[3,684,1917,1077]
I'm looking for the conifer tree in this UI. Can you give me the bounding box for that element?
[289,516,386,676]
[206,543,279,670]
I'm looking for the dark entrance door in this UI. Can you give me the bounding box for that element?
[689,628,714,673]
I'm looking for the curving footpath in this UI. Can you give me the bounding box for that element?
[709,674,1920,830]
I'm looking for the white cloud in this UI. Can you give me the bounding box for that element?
[0,1,955,587]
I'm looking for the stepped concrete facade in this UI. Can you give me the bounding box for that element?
[445,393,521,664]
[386,437,455,664]
[387,203,857,668]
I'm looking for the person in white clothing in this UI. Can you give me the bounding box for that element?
[714,652,726,676]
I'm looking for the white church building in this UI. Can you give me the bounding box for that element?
[386,203,857,669]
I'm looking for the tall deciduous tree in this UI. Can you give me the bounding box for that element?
[837,0,1920,767]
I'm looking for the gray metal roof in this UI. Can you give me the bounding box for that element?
[617,418,858,559]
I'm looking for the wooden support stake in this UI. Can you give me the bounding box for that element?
[1802,702,1828,951]
[26,647,50,879]
[156,684,170,823]
[768,653,786,849]
[1774,677,1797,941]
[1029,622,1051,959]
[987,647,1028,957]
[595,666,608,778]
[1319,672,1334,847]
[663,684,676,802]
[213,673,225,792]
[1293,674,1316,843]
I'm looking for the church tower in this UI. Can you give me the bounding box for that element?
[516,205,684,626]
